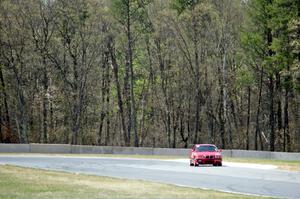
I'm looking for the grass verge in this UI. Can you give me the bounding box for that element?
[0,165,269,199]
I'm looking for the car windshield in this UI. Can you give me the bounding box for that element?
[195,145,217,152]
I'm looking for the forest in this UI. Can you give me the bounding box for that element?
[0,0,299,152]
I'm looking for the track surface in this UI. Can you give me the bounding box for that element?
[0,155,299,198]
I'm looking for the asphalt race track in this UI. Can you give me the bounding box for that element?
[0,155,299,198]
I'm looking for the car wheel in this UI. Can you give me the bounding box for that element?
[190,159,194,166]
[193,160,199,167]
[213,163,218,166]
[218,162,222,166]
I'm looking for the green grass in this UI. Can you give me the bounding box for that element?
[0,165,270,199]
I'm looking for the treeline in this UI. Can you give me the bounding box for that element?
[0,0,299,151]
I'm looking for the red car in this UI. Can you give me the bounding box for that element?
[189,144,222,166]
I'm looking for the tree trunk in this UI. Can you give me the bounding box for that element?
[219,50,227,149]
[269,75,275,151]
[139,39,152,147]
[194,92,201,144]
[108,37,128,146]
[105,111,110,146]
[0,106,3,143]
[179,112,188,148]
[64,115,69,144]
[42,57,49,143]
[230,98,238,147]
[139,77,150,147]
[167,110,171,148]
[49,91,54,140]
[172,110,178,148]
[18,85,28,144]
[124,56,131,145]
[219,90,225,149]
[192,13,201,144]
[70,61,86,145]
[71,64,79,145]
[275,72,282,149]
[187,97,192,144]
[207,98,214,144]
[97,53,108,145]
[11,63,28,144]
[0,65,13,143]
[98,112,105,145]
[126,1,138,147]
[71,111,80,145]
[156,39,172,147]
[255,66,264,150]
[267,21,275,151]
[105,61,111,146]
[139,93,146,146]
[204,61,214,144]
[246,86,251,150]
[283,87,290,152]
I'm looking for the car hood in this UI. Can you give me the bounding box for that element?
[194,151,221,156]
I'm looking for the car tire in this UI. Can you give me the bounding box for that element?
[218,162,222,166]
[193,160,199,167]
[190,160,194,166]
[213,163,218,166]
